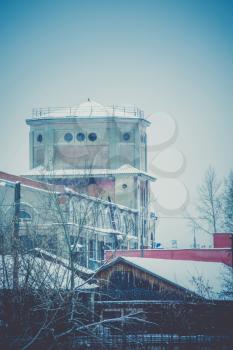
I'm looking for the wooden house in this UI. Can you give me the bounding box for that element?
[93,257,233,335]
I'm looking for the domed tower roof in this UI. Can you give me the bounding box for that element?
[73,99,110,117]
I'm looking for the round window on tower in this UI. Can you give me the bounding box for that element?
[88,132,97,142]
[76,132,85,142]
[37,134,43,143]
[64,132,73,142]
[122,183,128,190]
[123,132,130,141]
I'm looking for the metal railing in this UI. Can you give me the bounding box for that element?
[31,105,145,118]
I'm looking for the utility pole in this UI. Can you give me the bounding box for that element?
[13,182,20,290]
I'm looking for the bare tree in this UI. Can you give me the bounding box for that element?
[0,187,13,289]
[223,170,233,232]
[0,179,95,347]
[221,265,233,299]
[197,166,223,234]
[0,168,144,349]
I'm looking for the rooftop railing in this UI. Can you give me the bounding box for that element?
[31,105,145,118]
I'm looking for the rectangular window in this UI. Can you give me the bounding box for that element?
[97,241,104,261]
[89,239,96,259]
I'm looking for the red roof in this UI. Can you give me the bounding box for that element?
[105,248,233,267]
[0,171,63,192]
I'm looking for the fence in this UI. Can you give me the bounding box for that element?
[73,333,233,349]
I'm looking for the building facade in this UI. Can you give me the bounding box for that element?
[0,171,138,269]
[23,100,156,254]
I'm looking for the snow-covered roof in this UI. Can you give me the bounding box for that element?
[62,187,138,213]
[0,254,97,290]
[33,248,94,276]
[100,257,232,301]
[22,164,156,181]
[30,100,146,120]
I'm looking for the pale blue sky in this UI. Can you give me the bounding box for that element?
[0,0,233,246]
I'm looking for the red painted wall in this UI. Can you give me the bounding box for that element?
[213,233,232,248]
[105,248,232,266]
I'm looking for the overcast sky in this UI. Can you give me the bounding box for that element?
[0,0,233,247]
